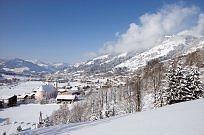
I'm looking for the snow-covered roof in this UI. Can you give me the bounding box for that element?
[71,87,78,91]
[56,94,76,100]
[0,95,16,100]
[37,84,56,92]
[57,88,68,92]
[17,94,28,99]
[17,93,35,99]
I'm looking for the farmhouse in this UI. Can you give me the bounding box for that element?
[56,94,77,103]
[17,93,35,104]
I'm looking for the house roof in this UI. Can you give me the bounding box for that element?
[56,94,76,100]
[58,88,67,92]
[37,84,56,93]
[71,86,78,91]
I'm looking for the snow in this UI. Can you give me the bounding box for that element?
[57,89,67,92]
[85,60,94,65]
[1,74,29,81]
[37,84,56,92]
[86,54,109,65]
[0,104,59,124]
[0,104,60,134]
[53,63,64,67]
[37,63,49,68]
[69,81,86,88]
[25,99,204,135]
[3,67,30,73]
[117,52,127,58]
[116,35,186,70]
[73,62,85,68]
[0,81,44,99]
[116,35,204,71]
[177,30,204,38]
[142,93,154,111]
[93,54,109,61]
[71,87,78,91]
[104,52,127,64]
[56,95,76,100]
[184,40,204,55]
[57,82,69,88]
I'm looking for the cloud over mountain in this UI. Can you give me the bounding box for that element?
[100,4,204,54]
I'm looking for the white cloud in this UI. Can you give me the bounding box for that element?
[101,4,203,54]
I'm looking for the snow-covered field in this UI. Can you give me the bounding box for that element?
[3,67,30,73]
[0,104,60,134]
[0,81,44,98]
[1,74,28,81]
[26,99,204,135]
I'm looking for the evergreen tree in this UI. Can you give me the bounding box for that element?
[164,62,181,104]
[164,62,203,105]
[191,67,203,98]
[182,67,203,100]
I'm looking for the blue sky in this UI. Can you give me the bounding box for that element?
[0,0,204,63]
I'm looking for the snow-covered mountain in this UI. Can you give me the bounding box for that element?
[68,34,204,74]
[31,60,70,71]
[0,58,71,75]
[52,62,70,70]
[1,34,203,75]
[0,58,54,74]
[68,53,132,74]
[116,34,204,71]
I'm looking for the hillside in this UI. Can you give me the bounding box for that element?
[65,34,204,74]
[116,34,204,71]
[24,99,204,135]
[0,58,70,75]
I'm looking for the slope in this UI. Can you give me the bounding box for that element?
[116,35,204,71]
[26,99,204,135]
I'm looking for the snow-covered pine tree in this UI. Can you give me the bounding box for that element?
[164,61,203,105]
[164,61,180,104]
[174,63,186,102]
[190,67,203,98]
[182,67,203,101]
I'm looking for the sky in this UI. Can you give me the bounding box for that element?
[0,0,204,63]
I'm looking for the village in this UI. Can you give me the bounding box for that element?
[0,72,127,134]
[0,74,127,108]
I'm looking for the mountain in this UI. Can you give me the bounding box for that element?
[31,60,70,71]
[1,34,203,75]
[115,34,204,71]
[0,58,54,75]
[66,34,204,74]
[52,63,71,70]
[65,53,131,74]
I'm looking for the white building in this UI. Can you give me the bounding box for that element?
[35,84,57,101]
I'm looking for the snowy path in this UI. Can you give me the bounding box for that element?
[23,99,204,135]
